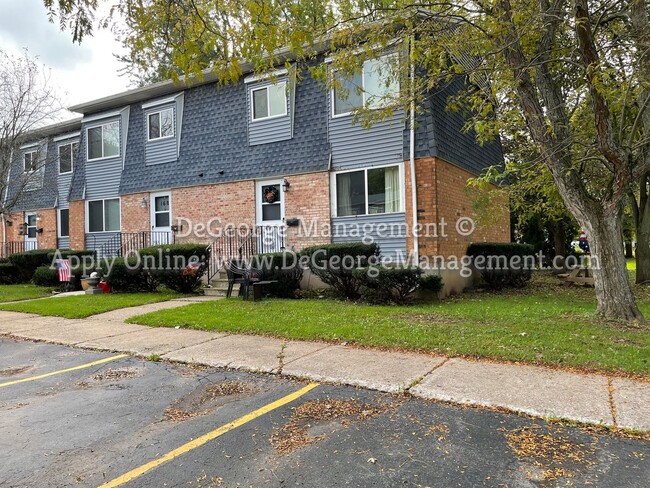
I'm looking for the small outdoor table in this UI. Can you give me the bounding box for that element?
[252,280,278,301]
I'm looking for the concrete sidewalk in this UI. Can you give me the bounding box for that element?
[0,304,648,433]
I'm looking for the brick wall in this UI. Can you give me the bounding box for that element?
[1,209,56,249]
[283,172,331,250]
[434,158,510,257]
[121,192,150,234]
[406,156,510,259]
[3,212,22,242]
[37,208,57,249]
[69,200,85,250]
[171,181,256,244]
[125,173,333,251]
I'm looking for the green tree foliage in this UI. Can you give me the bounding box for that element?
[45,0,650,321]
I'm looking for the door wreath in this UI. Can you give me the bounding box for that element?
[263,185,279,204]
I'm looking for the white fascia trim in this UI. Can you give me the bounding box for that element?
[19,142,40,150]
[142,96,180,110]
[53,132,81,142]
[82,110,122,124]
[244,68,289,84]
[324,40,401,63]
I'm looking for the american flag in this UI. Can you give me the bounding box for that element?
[56,259,71,282]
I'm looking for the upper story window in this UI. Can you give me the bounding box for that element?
[148,108,174,141]
[332,54,400,117]
[335,165,401,217]
[58,142,78,174]
[251,83,287,121]
[87,121,120,161]
[23,150,37,173]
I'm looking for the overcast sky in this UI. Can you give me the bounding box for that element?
[0,0,131,120]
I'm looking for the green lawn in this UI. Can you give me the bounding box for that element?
[0,284,55,303]
[0,292,180,318]
[128,274,650,376]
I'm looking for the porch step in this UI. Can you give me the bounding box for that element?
[204,278,238,297]
[203,287,228,297]
[210,278,230,290]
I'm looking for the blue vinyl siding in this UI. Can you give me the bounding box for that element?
[328,99,405,171]
[332,212,407,260]
[247,79,293,146]
[144,103,178,165]
[57,237,70,249]
[56,138,76,250]
[82,116,123,200]
[56,138,78,208]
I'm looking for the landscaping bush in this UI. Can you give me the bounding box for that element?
[418,274,444,293]
[32,265,59,287]
[0,261,19,284]
[99,257,159,293]
[466,242,536,289]
[139,243,208,293]
[9,249,56,283]
[353,266,422,304]
[250,252,304,298]
[300,243,380,299]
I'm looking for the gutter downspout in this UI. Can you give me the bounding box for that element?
[409,36,419,265]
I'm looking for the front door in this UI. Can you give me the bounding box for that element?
[150,192,172,245]
[256,180,285,253]
[25,213,37,251]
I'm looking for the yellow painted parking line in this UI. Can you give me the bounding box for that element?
[100,382,319,488]
[0,354,128,388]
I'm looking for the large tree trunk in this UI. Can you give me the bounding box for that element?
[581,208,643,321]
[552,222,566,257]
[636,212,650,283]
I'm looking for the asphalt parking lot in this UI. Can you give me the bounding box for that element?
[1,338,648,487]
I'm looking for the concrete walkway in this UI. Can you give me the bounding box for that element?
[0,303,648,433]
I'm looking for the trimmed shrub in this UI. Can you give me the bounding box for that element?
[466,242,536,289]
[418,274,444,293]
[300,243,381,299]
[32,265,59,287]
[139,244,209,293]
[0,262,19,284]
[354,266,422,304]
[99,257,159,293]
[9,249,56,283]
[250,252,303,298]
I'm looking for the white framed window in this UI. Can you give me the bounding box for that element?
[332,54,400,117]
[251,83,287,121]
[333,164,402,217]
[58,208,70,238]
[147,108,174,141]
[87,198,121,233]
[58,142,78,174]
[86,121,120,161]
[23,150,38,173]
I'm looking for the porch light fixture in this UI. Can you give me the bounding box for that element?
[282,178,290,192]
[140,197,148,208]
[6,220,12,226]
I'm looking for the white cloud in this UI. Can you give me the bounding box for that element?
[0,0,131,119]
